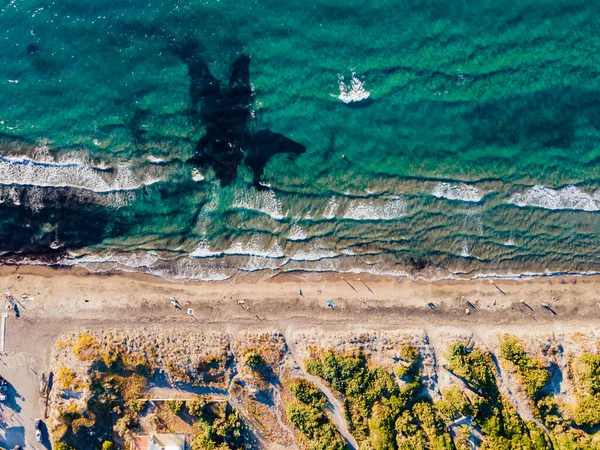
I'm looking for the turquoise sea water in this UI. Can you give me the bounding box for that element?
[1,0,600,279]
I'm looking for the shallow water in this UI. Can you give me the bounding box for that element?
[1,0,600,279]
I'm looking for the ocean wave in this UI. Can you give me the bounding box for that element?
[461,240,470,258]
[189,240,222,258]
[0,183,136,209]
[0,156,159,192]
[147,155,165,164]
[290,249,338,261]
[509,185,598,211]
[240,255,284,272]
[223,234,285,258]
[59,252,163,268]
[232,187,284,220]
[288,222,308,241]
[10,249,600,283]
[225,242,284,258]
[148,258,233,281]
[432,182,483,202]
[342,196,407,220]
[323,197,340,219]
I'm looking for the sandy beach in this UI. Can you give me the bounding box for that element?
[1,264,599,328]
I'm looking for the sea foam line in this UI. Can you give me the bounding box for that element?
[432,182,483,202]
[343,196,407,220]
[0,156,159,192]
[509,185,598,211]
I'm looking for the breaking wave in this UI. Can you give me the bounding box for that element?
[0,156,159,192]
[232,187,284,220]
[509,185,599,211]
[432,182,483,202]
[342,196,407,220]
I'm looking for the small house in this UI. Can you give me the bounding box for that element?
[131,433,187,450]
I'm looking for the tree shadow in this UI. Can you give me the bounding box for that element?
[174,39,306,188]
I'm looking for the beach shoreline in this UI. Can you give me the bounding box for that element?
[1,263,599,329]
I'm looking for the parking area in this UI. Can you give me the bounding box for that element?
[0,346,49,449]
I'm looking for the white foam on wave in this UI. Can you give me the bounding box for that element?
[232,187,284,220]
[504,236,516,246]
[509,185,599,211]
[343,196,407,220]
[191,168,205,182]
[0,156,159,192]
[432,182,483,202]
[288,222,308,241]
[0,183,135,209]
[223,234,285,259]
[240,255,284,272]
[189,240,222,258]
[323,197,340,219]
[332,71,370,104]
[290,249,338,261]
[59,251,162,269]
[461,240,470,258]
[147,155,165,164]
[149,259,232,281]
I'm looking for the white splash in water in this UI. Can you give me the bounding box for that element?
[147,155,165,164]
[191,168,205,182]
[333,71,370,104]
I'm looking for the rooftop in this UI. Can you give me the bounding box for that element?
[131,433,186,450]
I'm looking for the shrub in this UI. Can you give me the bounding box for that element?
[572,353,600,395]
[72,333,100,361]
[442,386,473,417]
[167,398,185,415]
[289,379,327,408]
[191,403,246,449]
[574,395,600,427]
[114,411,137,438]
[434,399,457,421]
[187,396,207,417]
[71,416,95,433]
[244,351,265,369]
[285,402,346,450]
[127,399,147,413]
[57,367,77,390]
[54,443,76,450]
[499,335,549,399]
[399,345,419,362]
[446,344,498,397]
[305,348,420,443]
